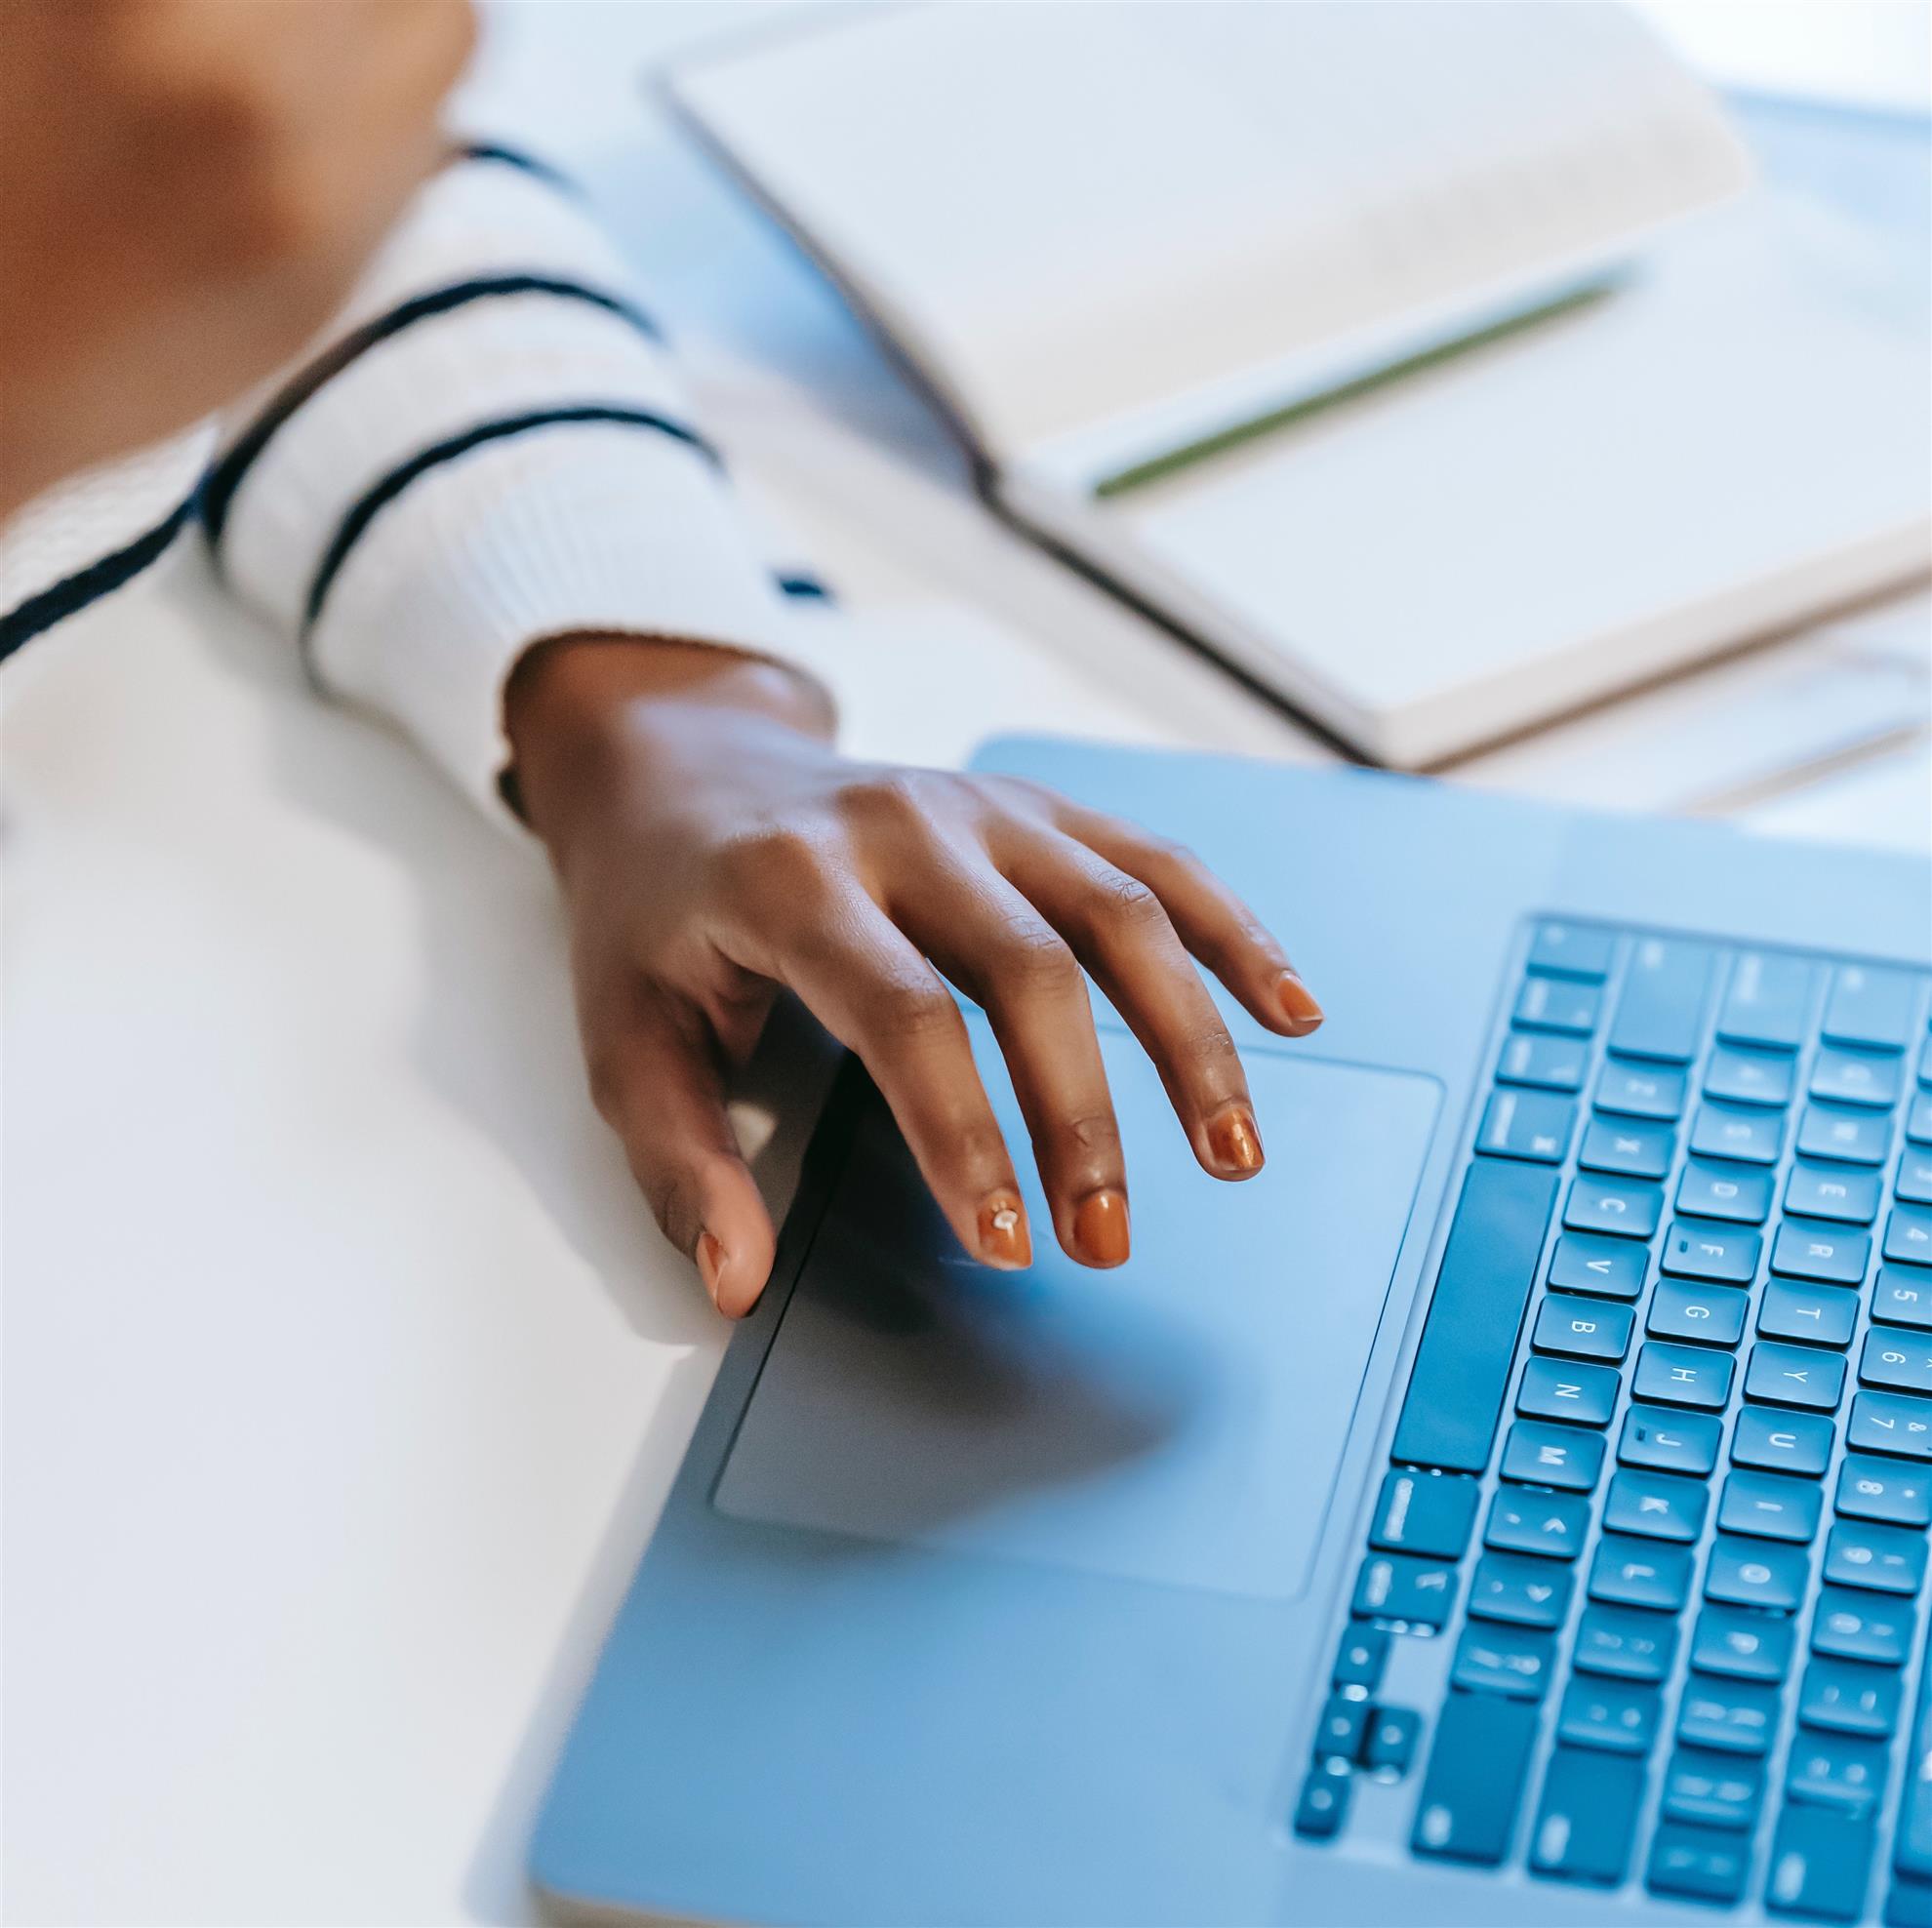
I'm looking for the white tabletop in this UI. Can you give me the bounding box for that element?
[3,7,1927,1924]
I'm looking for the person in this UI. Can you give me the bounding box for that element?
[1,0,1323,1317]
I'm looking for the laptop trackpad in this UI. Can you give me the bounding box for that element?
[715,1014,1441,1601]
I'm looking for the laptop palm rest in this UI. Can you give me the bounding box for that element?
[715,1014,1440,1601]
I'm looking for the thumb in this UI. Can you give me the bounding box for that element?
[593,1009,777,1318]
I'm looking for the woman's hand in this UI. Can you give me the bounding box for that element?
[504,636,1322,1317]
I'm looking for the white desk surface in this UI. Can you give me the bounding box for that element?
[3,7,1927,1923]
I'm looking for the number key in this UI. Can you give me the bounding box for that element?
[1884,1203,1932,1265]
[1834,1454,1931,1528]
[1823,1519,1927,1595]
[1860,1329,1932,1395]
[1809,1046,1903,1108]
[1873,1266,1932,1330]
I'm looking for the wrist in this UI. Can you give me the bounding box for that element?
[503,631,833,851]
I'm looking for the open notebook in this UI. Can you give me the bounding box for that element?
[667,2,1932,765]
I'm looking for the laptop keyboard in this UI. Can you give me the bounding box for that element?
[1295,922,1932,1924]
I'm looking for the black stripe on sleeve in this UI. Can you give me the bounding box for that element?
[200,275,664,552]
[456,141,582,195]
[302,404,723,640]
[0,496,195,668]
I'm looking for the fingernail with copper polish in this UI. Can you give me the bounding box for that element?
[1072,1188,1131,1267]
[697,1230,732,1312]
[1206,1103,1264,1176]
[1275,969,1325,1033]
[978,1190,1032,1268]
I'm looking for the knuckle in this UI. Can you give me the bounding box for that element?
[1060,1109,1123,1159]
[713,822,838,904]
[1088,866,1164,927]
[839,767,933,831]
[873,975,960,1044]
[991,921,1081,995]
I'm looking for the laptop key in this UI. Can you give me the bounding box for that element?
[1765,1803,1874,1921]
[1663,1747,1765,1828]
[1450,1622,1556,1700]
[1899,1150,1932,1206]
[1883,1204,1932,1265]
[1705,1537,1807,1614]
[1590,1534,1691,1612]
[1369,1470,1479,1558]
[1292,1758,1351,1839]
[1799,1660,1900,1740]
[1824,1519,1926,1595]
[1604,1468,1707,1543]
[1634,1342,1733,1410]
[1333,1627,1389,1693]
[1622,1404,1721,1474]
[1677,1673,1781,1754]
[1718,1469,1822,1543]
[1718,950,1815,1053]
[1579,1117,1672,1180]
[1822,962,1916,1052]
[1745,1341,1846,1412]
[1677,1159,1773,1225]
[1547,1232,1646,1301]
[1911,1091,1932,1144]
[1897,1652,1932,1882]
[1517,1357,1620,1426]
[1469,1551,1572,1627]
[1501,1420,1603,1492]
[1692,1605,1792,1683]
[1691,1103,1784,1166]
[1847,1389,1932,1462]
[1476,1088,1574,1163]
[1810,1047,1904,1108]
[1770,1224,1871,1287]
[1661,1221,1758,1285]
[1499,1030,1588,1092]
[1862,1330,1932,1395]
[1360,1707,1420,1774]
[1786,1732,1889,1818]
[1565,1175,1662,1239]
[1411,1689,1539,1865]
[1527,921,1614,981]
[1595,1059,1685,1120]
[1648,1820,1751,1903]
[1835,1455,1930,1528]
[1514,975,1600,1035]
[1313,1695,1370,1761]
[1352,1553,1457,1629]
[1530,1746,1645,1885]
[1575,1604,1678,1683]
[1787,1162,1882,1225]
[1533,1296,1631,1362]
[1609,938,1715,1064]
[1705,1045,1796,1108]
[1390,1161,1558,1474]
[1874,1267,1932,1331]
[1812,1587,1914,1667]
[1759,1281,1858,1348]
[1797,1104,1892,1167]
[1731,1404,1833,1476]
[1649,1278,1748,1346]
[1557,1676,1659,1756]
[1485,1488,1589,1560]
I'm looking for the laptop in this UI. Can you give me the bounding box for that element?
[532,738,1932,1926]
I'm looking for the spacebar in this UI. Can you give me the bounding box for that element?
[1390,1159,1558,1474]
